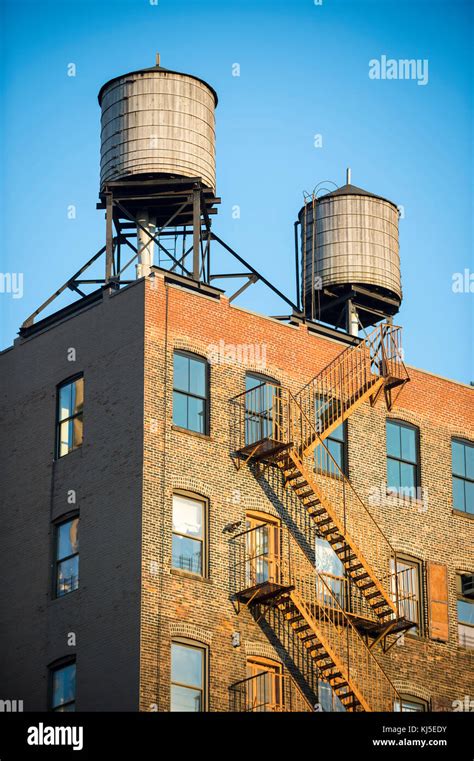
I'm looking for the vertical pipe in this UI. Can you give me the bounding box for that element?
[136,210,155,278]
[294,220,301,312]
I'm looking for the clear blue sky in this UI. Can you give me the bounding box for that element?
[0,0,472,383]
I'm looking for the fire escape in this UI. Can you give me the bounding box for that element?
[229,323,412,712]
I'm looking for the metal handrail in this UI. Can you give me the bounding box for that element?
[294,324,407,441]
[229,529,403,711]
[229,670,313,712]
[229,377,405,618]
[287,391,402,618]
[296,322,403,396]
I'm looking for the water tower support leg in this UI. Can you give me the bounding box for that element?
[193,188,201,280]
[105,193,114,282]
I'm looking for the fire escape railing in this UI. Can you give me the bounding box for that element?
[230,524,408,712]
[229,324,411,624]
[294,324,407,449]
[229,670,313,712]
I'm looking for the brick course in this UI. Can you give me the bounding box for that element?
[0,270,472,712]
[140,272,473,712]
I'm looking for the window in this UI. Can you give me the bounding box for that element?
[173,352,209,434]
[246,658,282,712]
[315,536,345,607]
[56,376,84,458]
[391,556,422,635]
[245,373,280,446]
[170,641,206,712]
[386,420,419,498]
[452,439,474,515]
[457,574,474,648]
[50,661,76,712]
[55,517,79,597]
[318,679,346,712]
[245,512,280,587]
[394,695,428,712]
[172,493,206,576]
[314,396,347,476]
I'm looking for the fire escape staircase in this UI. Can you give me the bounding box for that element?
[229,323,411,711]
[275,562,402,712]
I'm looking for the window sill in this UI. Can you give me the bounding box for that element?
[402,631,424,642]
[50,587,80,603]
[452,509,474,520]
[385,490,425,508]
[54,445,83,463]
[171,425,211,441]
[170,568,212,584]
[315,469,348,483]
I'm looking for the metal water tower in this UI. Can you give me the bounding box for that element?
[297,169,402,335]
[21,56,302,331]
[97,54,220,281]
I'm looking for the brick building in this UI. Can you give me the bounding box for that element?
[0,270,472,713]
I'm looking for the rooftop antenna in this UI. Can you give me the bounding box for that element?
[346,167,351,185]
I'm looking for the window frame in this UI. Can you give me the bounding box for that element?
[391,554,424,637]
[394,694,429,712]
[245,656,283,712]
[170,638,208,712]
[53,514,80,599]
[171,491,208,578]
[55,374,84,460]
[451,438,474,515]
[244,372,281,446]
[314,392,348,478]
[386,419,420,497]
[245,511,281,587]
[48,657,76,712]
[172,351,210,436]
[456,573,474,649]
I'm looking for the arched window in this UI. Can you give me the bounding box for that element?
[390,554,424,636]
[245,511,280,587]
[314,391,348,477]
[386,419,420,498]
[53,514,79,598]
[245,657,283,712]
[173,351,209,435]
[394,694,429,712]
[172,491,208,577]
[49,657,76,712]
[56,374,84,458]
[452,439,474,515]
[170,639,208,712]
[244,372,280,445]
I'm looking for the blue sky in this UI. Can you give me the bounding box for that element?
[0,0,472,383]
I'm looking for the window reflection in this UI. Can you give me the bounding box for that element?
[51,662,76,711]
[451,440,474,514]
[56,518,79,597]
[172,495,204,575]
[170,642,205,712]
[173,353,208,434]
[57,377,84,458]
[386,420,418,498]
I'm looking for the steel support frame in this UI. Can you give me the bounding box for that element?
[21,179,303,329]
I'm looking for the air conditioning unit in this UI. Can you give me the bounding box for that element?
[461,574,474,599]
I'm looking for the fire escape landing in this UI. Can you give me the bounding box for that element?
[229,323,412,712]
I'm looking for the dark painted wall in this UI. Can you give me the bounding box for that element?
[0,283,145,711]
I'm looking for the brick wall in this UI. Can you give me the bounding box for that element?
[140,272,473,712]
[1,269,471,713]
